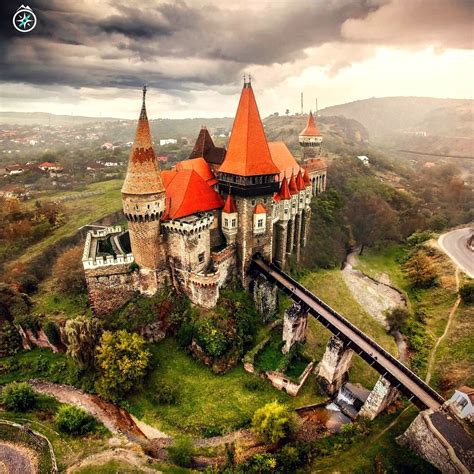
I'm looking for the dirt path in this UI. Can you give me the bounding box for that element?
[29,380,166,443]
[67,448,157,473]
[342,250,409,361]
[0,442,37,474]
[425,268,461,384]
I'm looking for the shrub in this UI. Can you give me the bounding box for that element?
[242,453,277,473]
[43,320,61,346]
[95,330,151,401]
[52,245,86,294]
[167,437,194,468]
[251,401,293,444]
[1,382,38,411]
[16,274,39,294]
[194,318,230,358]
[15,314,40,335]
[152,382,178,405]
[385,306,410,332]
[459,281,474,304]
[406,231,434,247]
[0,321,22,357]
[244,379,266,392]
[55,405,96,435]
[65,316,103,370]
[403,251,437,288]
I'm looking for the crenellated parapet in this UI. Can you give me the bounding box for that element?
[162,213,214,235]
[83,253,134,270]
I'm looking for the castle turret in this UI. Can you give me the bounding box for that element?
[217,78,279,284]
[221,193,238,244]
[122,86,167,293]
[299,111,323,160]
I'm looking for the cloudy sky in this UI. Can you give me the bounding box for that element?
[1,0,473,119]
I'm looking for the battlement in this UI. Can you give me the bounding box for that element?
[82,226,134,270]
[189,270,220,288]
[162,213,214,235]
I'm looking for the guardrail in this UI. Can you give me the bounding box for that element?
[252,257,445,409]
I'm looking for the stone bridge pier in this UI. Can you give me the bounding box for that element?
[282,302,308,353]
[317,336,353,396]
[358,376,399,420]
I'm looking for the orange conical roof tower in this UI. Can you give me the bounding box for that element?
[122,86,165,195]
[279,176,291,200]
[300,111,321,137]
[223,193,237,213]
[296,170,305,191]
[218,80,279,177]
[288,173,299,195]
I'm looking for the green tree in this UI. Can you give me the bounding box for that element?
[1,382,38,411]
[0,283,31,322]
[64,316,103,370]
[95,330,151,401]
[251,401,292,444]
[55,405,96,435]
[386,306,410,332]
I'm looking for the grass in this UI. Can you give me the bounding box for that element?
[32,288,91,321]
[254,332,285,372]
[126,338,326,437]
[309,406,437,473]
[300,269,398,388]
[0,394,110,472]
[9,179,122,268]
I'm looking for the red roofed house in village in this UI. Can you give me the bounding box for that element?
[82,80,326,314]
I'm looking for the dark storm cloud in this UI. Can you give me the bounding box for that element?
[0,0,472,92]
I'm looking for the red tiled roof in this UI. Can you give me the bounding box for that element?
[122,91,165,195]
[176,157,218,186]
[279,177,291,200]
[458,386,474,403]
[296,170,305,191]
[303,158,327,173]
[273,192,281,203]
[288,173,298,195]
[300,111,321,137]
[268,141,300,180]
[218,84,279,177]
[222,193,237,213]
[254,203,266,214]
[303,169,311,186]
[39,162,56,167]
[163,169,223,219]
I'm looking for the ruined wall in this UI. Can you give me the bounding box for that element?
[317,336,353,395]
[85,264,139,316]
[252,274,278,322]
[273,221,288,268]
[358,376,398,420]
[282,303,308,353]
[265,362,314,396]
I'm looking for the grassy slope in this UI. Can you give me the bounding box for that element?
[11,179,122,267]
[301,269,398,388]
[127,338,326,437]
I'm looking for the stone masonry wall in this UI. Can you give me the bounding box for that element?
[358,376,398,420]
[85,263,138,316]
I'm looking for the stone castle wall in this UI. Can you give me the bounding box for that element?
[85,263,139,316]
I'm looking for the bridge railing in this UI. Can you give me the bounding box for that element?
[254,257,445,406]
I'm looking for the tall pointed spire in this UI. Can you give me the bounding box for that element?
[218,82,279,177]
[122,87,165,195]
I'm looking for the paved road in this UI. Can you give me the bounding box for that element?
[439,227,474,278]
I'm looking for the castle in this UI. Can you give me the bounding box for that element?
[82,79,327,315]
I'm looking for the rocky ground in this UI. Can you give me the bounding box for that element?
[0,441,38,474]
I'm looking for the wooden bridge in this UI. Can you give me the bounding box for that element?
[252,256,445,411]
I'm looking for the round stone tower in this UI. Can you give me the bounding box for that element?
[122,86,167,293]
[299,111,323,160]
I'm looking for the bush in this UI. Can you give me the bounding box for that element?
[55,405,96,435]
[0,321,22,357]
[152,382,178,405]
[244,379,266,392]
[15,314,40,335]
[385,306,410,332]
[403,251,437,288]
[43,320,61,346]
[167,437,194,468]
[251,401,293,444]
[459,281,474,304]
[1,382,38,411]
[406,231,434,247]
[194,318,230,358]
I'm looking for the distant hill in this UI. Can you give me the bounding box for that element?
[0,112,119,126]
[319,97,473,139]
